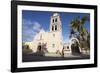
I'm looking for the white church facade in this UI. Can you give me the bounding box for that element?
[24,13,81,55]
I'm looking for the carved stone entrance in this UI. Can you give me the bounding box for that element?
[69,38,81,55]
[36,43,48,54]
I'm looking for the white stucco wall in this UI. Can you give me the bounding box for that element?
[31,30,63,53]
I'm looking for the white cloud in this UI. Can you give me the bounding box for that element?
[33,22,41,31]
[22,19,42,42]
[23,19,33,25]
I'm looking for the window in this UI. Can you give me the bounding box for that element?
[52,26,54,31]
[52,19,54,23]
[55,25,57,30]
[67,46,69,49]
[53,34,55,37]
[40,34,42,40]
[52,44,55,48]
[55,18,57,22]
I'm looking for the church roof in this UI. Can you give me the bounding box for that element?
[39,29,45,34]
[33,29,46,40]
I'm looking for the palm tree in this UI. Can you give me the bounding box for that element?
[70,16,80,32]
[69,28,76,38]
[70,16,81,38]
[70,16,90,53]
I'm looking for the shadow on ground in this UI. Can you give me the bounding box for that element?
[22,53,90,62]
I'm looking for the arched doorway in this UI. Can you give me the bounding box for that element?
[70,38,81,55]
[36,42,48,54]
[37,43,42,53]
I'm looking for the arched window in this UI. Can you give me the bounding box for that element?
[52,44,55,48]
[53,34,55,37]
[52,26,54,31]
[40,34,42,40]
[52,19,54,23]
[67,46,69,49]
[55,25,57,31]
[55,18,57,22]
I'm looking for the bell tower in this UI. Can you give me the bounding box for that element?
[50,13,62,32]
[49,13,63,52]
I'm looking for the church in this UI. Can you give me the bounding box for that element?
[25,13,73,54]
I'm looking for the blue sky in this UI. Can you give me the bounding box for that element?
[22,10,90,43]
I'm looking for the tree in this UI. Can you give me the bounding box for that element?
[22,42,33,54]
[69,16,90,53]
